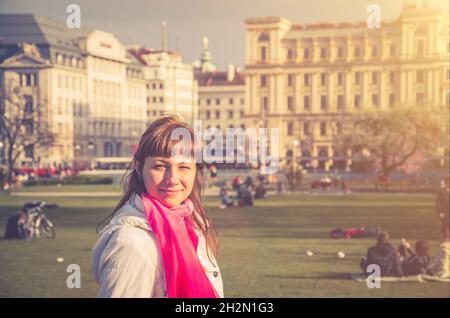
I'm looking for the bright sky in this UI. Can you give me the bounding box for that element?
[0,0,448,69]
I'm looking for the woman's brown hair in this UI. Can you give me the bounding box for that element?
[97,115,219,262]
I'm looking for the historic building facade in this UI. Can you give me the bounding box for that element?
[0,14,147,168]
[195,38,246,133]
[244,3,449,170]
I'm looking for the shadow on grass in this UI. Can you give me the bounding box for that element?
[265,272,352,281]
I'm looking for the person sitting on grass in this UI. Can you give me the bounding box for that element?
[401,240,431,276]
[219,182,234,209]
[360,232,403,277]
[427,239,450,277]
[236,182,254,207]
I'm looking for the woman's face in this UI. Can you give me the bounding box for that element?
[140,155,196,207]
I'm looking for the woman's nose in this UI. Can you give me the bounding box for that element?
[164,167,180,185]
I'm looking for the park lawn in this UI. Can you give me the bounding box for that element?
[12,184,122,193]
[0,192,448,298]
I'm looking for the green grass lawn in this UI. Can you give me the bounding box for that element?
[12,184,122,193]
[0,191,448,298]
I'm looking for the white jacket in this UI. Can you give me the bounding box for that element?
[92,193,224,298]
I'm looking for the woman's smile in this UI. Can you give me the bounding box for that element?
[159,188,183,195]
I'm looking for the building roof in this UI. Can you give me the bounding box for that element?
[127,47,181,66]
[0,14,92,63]
[0,14,91,48]
[195,71,244,87]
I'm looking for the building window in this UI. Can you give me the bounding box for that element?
[260,47,267,61]
[115,142,122,157]
[372,94,379,107]
[354,94,361,108]
[287,74,294,87]
[337,95,344,110]
[320,48,327,59]
[336,122,343,135]
[372,72,379,85]
[160,97,164,103]
[304,122,310,136]
[304,96,310,111]
[390,45,396,57]
[229,98,234,105]
[337,47,344,59]
[152,97,157,103]
[216,98,220,105]
[240,98,244,105]
[371,46,378,58]
[215,111,220,119]
[320,73,327,86]
[20,73,36,87]
[206,110,211,119]
[389,71,396,85]
[287,96,294,111]
[320,95,328,110]
[354,72,362,85]
[389,94,395,107]
[416,40,425,57]
[304,73,310,86]
[25,145,34,158]
[228,110,233,119]
[240,110,244,117]
[206,98,211,106]
[320,122,327,136]
[354,47,361,58]
[25,95,33,113]
[152,83,156,89]
[304,48,310,59]
[287,48,295,60]
[337,73,344,86]
[262,96,269,111]
[287,122,293,136]
[260,75,267,87]
[416,70,425,84]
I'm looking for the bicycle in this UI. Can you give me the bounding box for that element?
[18,201,58,240]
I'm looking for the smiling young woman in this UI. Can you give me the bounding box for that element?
[92,115,223,298]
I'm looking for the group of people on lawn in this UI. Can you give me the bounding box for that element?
[219,175,267,208]
[360,177,450,278]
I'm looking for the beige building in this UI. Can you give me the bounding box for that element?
[195,37,246,133]
[129,46,198,126]
[244,3,449,170]
[0,15,147,168]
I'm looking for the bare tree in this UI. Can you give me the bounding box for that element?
[0,81,55,189]
[336,107,448,182]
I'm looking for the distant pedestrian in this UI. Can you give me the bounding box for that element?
[436,177,449,240]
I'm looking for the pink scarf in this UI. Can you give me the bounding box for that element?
[141,192,219,298]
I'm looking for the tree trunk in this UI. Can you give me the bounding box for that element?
[6,145,14,190]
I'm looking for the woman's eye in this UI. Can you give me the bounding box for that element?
[153,165,165,170]
[179,166,191,170]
